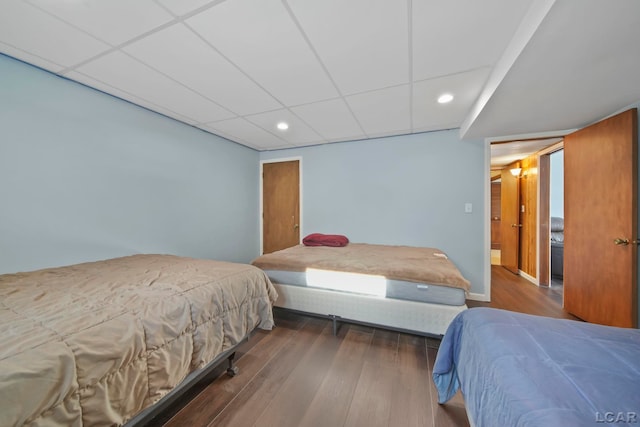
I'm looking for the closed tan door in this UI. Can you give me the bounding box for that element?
[262,160,300,254]
[564,108,637,327]
[501,168,520,274]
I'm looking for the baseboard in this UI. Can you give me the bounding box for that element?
[467,292,490,302]
[519,270,539,285]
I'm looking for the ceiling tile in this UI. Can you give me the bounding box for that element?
[0,43,64,73]
[123,23,282,116]
[412,0,532,81]
[155,0,214,17]
[65,71,198,125]
[0,1,109,68]
[75,51,235,124]
[287,0,409,95]
[26,0,174,46]
[412,68,491,132]
[203,118,291,150]
[291,99,365,141]
[186,0,338,106]
[346,85,411,135]
[246,109,324,146]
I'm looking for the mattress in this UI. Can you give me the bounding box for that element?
[252,243,470,292]
[433,308,640,427]
[264,269,466,306]
[0,254,278,427]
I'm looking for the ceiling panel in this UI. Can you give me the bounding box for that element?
[0,42,64,73]
[291,99,365,142]
[186,0,338,106]
[123,23,280,116]
[202,118,291,150]
[287,0,409,95]
[346,85,411,136]
[246,109,324,146]
[155,0,215,17]
[412,67,491,132]
[0,1,109,68]
[26,0,174,46]
[412,0,532,81]
[65,70,199,125]
[75,51,234,124]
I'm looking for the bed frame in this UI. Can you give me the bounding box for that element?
[125,333,248,426]
[272,282,467,337]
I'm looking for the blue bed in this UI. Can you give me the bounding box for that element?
[433,308,640,427]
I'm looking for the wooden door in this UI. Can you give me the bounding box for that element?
[564,108,638,327]
[501,167,520,274]
[491,182,502,249]
[262,160,300,254]
[538,154,551,287]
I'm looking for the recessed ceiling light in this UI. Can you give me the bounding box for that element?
[276,121,289,131]
[438,93,454,104]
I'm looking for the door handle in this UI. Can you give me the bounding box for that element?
[294,224,299,230]
[614,238,630,246]
[511,224,523,228]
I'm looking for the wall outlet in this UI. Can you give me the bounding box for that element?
[465,203,473,213]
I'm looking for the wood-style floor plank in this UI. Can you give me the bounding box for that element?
[206,317,328,427]
[246,320,342,427]
[388,335,433,427]
[296,328,373,427]
[159,266,578,427]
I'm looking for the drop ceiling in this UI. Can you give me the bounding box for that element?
[1,0,639,151]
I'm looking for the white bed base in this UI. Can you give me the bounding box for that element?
[272,282,466,337]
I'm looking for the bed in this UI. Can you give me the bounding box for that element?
[251,243,470,336]
[433,308,640,427]
[0,254,278,427]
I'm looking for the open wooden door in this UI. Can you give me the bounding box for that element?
[564,108,638,327]
[501,167,521,274]
[262,160,300,254]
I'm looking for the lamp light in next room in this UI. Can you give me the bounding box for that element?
[510,167,522,177]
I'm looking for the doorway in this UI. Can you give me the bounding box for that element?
[549,149,564,294]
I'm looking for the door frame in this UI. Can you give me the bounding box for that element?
[259,156,303,255]
[537,141,564,287]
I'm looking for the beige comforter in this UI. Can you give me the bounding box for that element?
[0,254,278,427]
[252,243,470,291]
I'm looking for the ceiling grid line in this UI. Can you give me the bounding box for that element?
[281,0,369,139]
[407,0,414,132]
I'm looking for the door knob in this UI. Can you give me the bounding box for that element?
[294,224,299,230]
[511,224,523,228]
[614,238,630,246]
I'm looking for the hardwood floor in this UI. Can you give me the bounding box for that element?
[154,266,579,427]
[467,265,578,321]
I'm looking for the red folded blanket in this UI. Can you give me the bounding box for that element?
[302,233,349,247]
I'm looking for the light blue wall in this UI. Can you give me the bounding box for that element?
[260,131,487,295]
[0,55,259,274]
[550,149,564,218]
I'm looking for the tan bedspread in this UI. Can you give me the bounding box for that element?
[0,254,278,427]
[252,243,470,291]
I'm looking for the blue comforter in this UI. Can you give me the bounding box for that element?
[433,308,640,427]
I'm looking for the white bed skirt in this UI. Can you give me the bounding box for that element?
[272,282,466,336]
